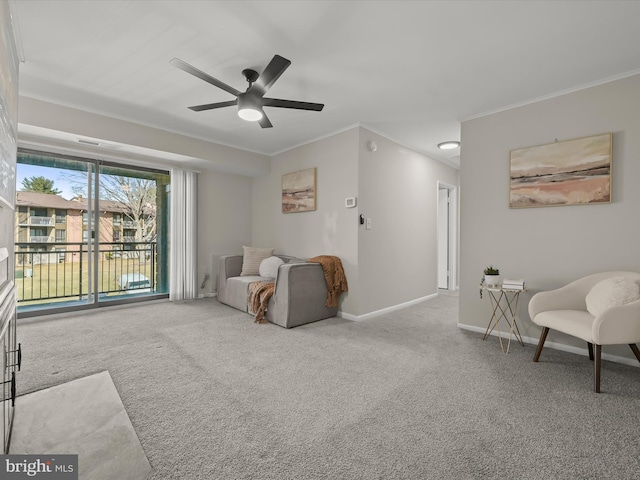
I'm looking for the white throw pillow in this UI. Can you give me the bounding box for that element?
[240,246,274,276]
[585,276,640,317]
[259,256,284,279]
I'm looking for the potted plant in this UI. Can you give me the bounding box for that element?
[483,266,500,286]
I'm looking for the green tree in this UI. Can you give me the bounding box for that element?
[21,176,62,195]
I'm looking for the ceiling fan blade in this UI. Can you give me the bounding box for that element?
[170,58,240,97]
[262,98,324,111]
[258,110,273,129]
[251,55,291,97]
[188,99,238,112]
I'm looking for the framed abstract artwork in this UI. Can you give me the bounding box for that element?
[509,133,612,208]
[282,167,316,213]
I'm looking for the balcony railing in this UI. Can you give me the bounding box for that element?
[15,241,158,305]
[29,216,54,226]
[29,236,50,243]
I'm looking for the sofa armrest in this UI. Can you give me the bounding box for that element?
[593,298,640,345]
[267,262,338,328]
[218,255,243,302]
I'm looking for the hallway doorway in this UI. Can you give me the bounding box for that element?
[437,182,457,290]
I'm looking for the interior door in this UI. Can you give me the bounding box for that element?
[437,187,450,289]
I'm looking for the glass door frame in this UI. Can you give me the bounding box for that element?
[16,148,170,319]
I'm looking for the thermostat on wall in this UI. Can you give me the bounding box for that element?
[345,197,357,208]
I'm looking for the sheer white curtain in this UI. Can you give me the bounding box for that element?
[170,168,198,300]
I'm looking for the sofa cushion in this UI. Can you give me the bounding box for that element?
[585,276,640,317]
[534,309,595,342]
[226,276,271,311]
[259,256,284,279]
[241,246,274,276]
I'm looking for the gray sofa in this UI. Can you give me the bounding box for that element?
[217,254,338,328]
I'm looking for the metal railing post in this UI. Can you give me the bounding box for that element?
[151,243,156,292]
[78,246,83,301]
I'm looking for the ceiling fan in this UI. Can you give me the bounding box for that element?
[170,54,324,128]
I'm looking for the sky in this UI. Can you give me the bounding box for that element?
[16,164,78,200]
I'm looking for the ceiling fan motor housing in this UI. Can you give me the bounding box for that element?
[242,69,259,85]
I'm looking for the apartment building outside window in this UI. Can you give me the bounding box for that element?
[30,228,48,243]
[55,209,67,223]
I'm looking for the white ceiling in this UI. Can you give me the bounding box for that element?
[11,0,640,170]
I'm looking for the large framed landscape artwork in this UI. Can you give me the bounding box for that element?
[509,133,612,208]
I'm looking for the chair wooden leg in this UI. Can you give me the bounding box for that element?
[588,342,594,361]
[533,327,549,362]
[629,344,640,363]
[594,344,602,393]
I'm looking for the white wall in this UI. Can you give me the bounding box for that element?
[18,97,270,177]
[0,0,18,273]
[251,126,459,317]
[252,128,360,315]
[197,169,253,296]
[358,129,459,316]
[460,74,640,361]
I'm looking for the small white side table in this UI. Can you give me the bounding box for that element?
[479,283,525,353]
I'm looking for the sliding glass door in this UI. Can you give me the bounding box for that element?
[95,163,170,302]
[15,149,169,317]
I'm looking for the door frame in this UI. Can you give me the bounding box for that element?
[437,181,458,290]
[15,148,170,319]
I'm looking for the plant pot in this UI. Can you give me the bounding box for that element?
[484,274,501,286]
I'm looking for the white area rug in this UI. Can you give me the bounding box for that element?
[10,371,151,480]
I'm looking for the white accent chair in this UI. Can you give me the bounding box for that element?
[528,271,640,393]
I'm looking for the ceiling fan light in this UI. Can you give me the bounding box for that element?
[237,93,263,121]
[438,141,461,150]
[238,108,263,121]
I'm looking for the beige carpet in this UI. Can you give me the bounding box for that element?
[10,371,151,480]
[14,293,640,479]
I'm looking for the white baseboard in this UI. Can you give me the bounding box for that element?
[458,323,640,368]
[339,293,439,322]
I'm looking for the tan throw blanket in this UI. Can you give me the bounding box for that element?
[248,280,275,324]
[307,255,349,307]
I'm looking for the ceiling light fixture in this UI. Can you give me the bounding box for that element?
[438,141,461,150]
[237,93,263,122]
